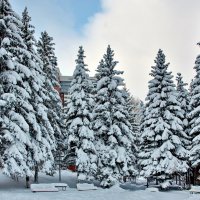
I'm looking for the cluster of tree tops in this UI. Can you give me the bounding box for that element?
[0,0,142,188]
[65,46,200,188]
[1,0,200,189]
[0,0,65,185]
[139,48,200,186]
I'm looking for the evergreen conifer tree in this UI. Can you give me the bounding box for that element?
[0,88,15,167]
[65,46,97,181]
[21,7,58,182]
[122,89,144,173]
[37,31,66,170]
[176,73,190,151]
[37,31,59,87]
[121,87,139,180]
[188,53,200,171]
[125,90,143,134]
[0,0,34,178]
[93,46,137,187]
[139,49,188,182]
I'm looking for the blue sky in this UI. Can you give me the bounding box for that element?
[9,0,200,100]
[10,0,102,34]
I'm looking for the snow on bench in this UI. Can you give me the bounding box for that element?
[160,180,182,191]
[77,183,98,191]
[145,187,159,192]
[160,181,171,190]
[30,184,59,192]
[51,183,69,191]
[189,186,200,194]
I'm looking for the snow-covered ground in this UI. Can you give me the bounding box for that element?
[0,170,198,200]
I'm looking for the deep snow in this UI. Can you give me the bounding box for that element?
[0,170,198,200]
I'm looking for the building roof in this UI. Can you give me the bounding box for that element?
[60,75,96,94]
[60,76,73,81]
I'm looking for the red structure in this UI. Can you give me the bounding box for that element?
[67,165,76,172]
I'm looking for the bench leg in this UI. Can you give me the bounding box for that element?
[62,187,66,191]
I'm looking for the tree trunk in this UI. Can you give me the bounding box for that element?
[26,176,30,188]
[193,168,196,185]
[147,178,149,188]
[188,169,191,189]
[155,173,159,185]
[34,165,39,183]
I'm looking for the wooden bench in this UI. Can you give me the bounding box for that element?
[189,186,200,194]
[51,183,69,191]
[30,184,59,192]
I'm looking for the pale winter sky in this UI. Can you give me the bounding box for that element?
[11,0,200,100]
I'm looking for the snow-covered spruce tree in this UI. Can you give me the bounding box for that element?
[176,73,191,185]
[21,7,58,183]
[93,45,137,188]
[121,87,139,180]
[64,46,97,181]
[0,0,34,178]
[37,31,66,173]
[126,91,143,134]
[139,49,188,182]
[176,73,190,151]
[188,53,200,180]
[0,84,14,168]
[122,89,144,172]
[0,83,5,155]
[122,88,135,129]
[37,31,59,87]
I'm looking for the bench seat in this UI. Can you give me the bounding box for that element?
[51,183,69,190]
[31,184,59,192]
[189,186,200,194]
[77,183,98,191]
[146,187,159,192]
